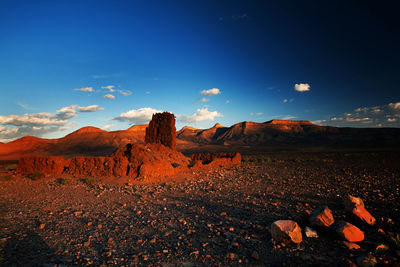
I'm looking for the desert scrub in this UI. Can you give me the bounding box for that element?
[5,163,17,171]
[27,172,45,180]
[0,175,13,181]
[82,177,96,186]
[58,177,72,185]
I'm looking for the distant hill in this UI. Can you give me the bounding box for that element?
[1,120,400,160]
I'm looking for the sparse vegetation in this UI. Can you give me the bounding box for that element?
[82,177,96,186]
[5,163,17,171]
[58,177,73,185]
[0,175,13,181]
[389,232,400,250]
[27,172,45,180]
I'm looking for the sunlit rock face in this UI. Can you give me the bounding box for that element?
[145,112,176,150]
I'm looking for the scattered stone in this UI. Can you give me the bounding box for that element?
[305,226,318,238]
[332,221,364,242]
[334,256,358,267]
[251,251,259,261]
[344,195,375,225]
[309,205,335,227]
[356,253,377,267]
[375,244,389,252]
[344,195,365,208]
[342,241,361,250]
[270,220,302,245]
[347,204,376,226]
[226,252,237,260]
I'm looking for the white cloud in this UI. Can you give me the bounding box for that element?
[146,91,151,95]
[113,107,162,124]
[315,101,400,127]
[101,85,115,92]
[77,105,104,112]
[179,108,223,123]
[118,90,132,96]
[200,88,221,96]
[281,115,296,120]
[74,87,93,92]
[0,104,104,142]
[102,124,115,130]
[226,100,230,104]
[0,124,69,143]
[0,112,67,127]
[388,102,400,110]
[56,105,78,119]
[294,83,310,92]
[256,112,263,116]
[104,94,115,99]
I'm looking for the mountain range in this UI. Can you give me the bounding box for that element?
[1,120,400,160]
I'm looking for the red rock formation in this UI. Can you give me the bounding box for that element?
[16,113,241,181]
[145,112,176,150]
[17,156,69,175]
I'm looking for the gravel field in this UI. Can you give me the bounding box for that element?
[1,151,399,266]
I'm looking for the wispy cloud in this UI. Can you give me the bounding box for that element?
[113,107,162,124]
[294,83,310,92]
[77,105,104,112]
[104,94,115,99]
[314,101,400,127]
[73,87,93,92]
[118,90,132,96]
[102,124,115,131]
[17,102,34,110]
[178,108,223,123]
[200,88,221,96]
[226,100,230,104]
[91,73,123,79]
[101,85,115,92]
[283,98,294,103]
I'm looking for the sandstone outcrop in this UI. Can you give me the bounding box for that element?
[145,112,176,150]
[17,156,69,175]
[17,113,241,180]
[191,152,241,168]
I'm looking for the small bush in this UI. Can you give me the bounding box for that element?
[5,164,17,171]
[58,177,72,185]
[27,172,45,180]
[82,177,96,186]
[0,175,13,181]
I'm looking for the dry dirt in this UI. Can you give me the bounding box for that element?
[0,151,399,266]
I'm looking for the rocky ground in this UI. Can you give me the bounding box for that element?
[0,151,399,266]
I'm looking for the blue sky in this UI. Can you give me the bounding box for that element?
[1,0,399,142]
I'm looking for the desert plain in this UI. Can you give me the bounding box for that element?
[0,116,399,266]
